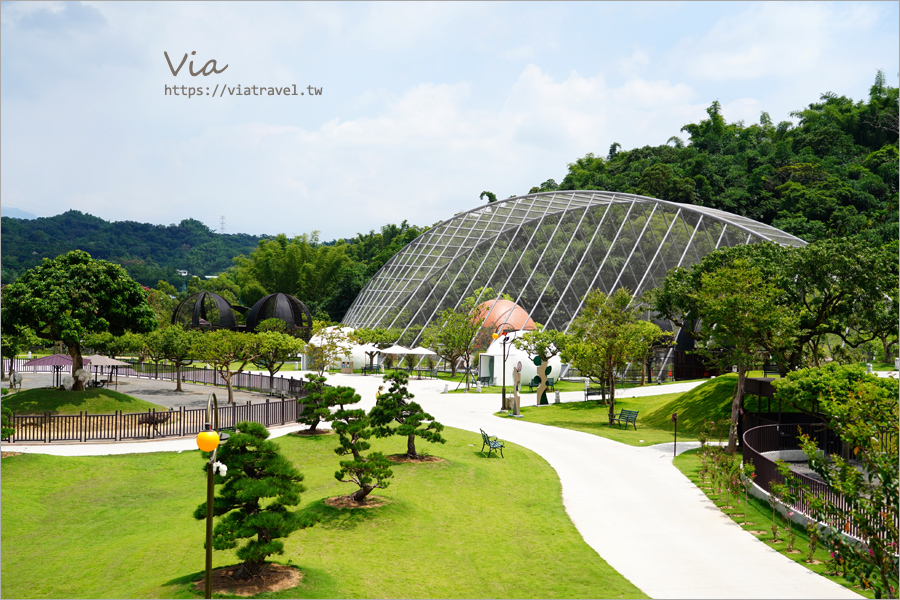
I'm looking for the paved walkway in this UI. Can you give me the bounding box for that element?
[3,371,861,599]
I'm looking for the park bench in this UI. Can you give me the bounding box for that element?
[361,364,382,375]
[611,409,639,430]
[527,377,555,393]
[479,429,505,458]
[478,376,492,386]
[763,364,780,377]
[584,387,610,402]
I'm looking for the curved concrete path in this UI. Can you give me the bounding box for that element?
[3,371,860,599]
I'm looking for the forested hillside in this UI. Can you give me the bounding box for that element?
[529,72,898,246]
[0,212,264,287]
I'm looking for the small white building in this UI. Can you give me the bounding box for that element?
[477,330,564,388]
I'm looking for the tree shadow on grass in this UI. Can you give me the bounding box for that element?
[162,564,337,599]
[299,498,382,532]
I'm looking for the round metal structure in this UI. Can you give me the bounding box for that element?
[171,291,237,329]
[342,190,805,345]
[245,293,313,340]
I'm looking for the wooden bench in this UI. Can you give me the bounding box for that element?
[478,376,492,386]
[479,429,505,458]
[763,365,780,377]
[611,409,639,430]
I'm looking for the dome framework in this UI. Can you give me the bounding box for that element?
[342,191,805,345]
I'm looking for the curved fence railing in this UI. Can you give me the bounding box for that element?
[3,357,307,398]
[2,358,311,444]
[3,398,303,444]
[742,423,895,541]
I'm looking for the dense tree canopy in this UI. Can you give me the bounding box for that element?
[651,238,898,375]
[545,72,898,246]
[1,250,156,389]
[0,211,263,286]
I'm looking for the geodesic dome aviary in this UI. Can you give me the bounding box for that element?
[342,191,805,344]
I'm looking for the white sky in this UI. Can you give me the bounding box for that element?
[2,1,897,240]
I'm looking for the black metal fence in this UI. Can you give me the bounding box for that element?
[742,423,895,541]
[3,398,303,444]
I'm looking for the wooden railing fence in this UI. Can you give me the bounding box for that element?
[2,358,309,444]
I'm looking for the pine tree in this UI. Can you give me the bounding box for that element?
[330,386,394,504]
[193,421,315,580]
[370,370,445,459]
[296,374,338,432]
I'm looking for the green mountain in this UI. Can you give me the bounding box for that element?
[0,211,265,287]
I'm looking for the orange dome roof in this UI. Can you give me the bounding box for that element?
[476,299,536,333]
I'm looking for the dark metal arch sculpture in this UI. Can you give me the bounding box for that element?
[171,291,237,329]
[245,293,313,340]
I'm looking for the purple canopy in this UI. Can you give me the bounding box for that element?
[23,354,91,367]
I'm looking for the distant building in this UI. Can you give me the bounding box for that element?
[176,269,188,277]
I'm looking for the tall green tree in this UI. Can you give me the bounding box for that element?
[369,370,445,459]
[422,295,494,386]
[231,232,350,314]
[306,321,353,376]
[153,326,200,392]
[352,327,403,368]
[1,250,156,390]
[562,288,642,420]
[193,421,315,580]
[191,330,262,404]
[652,239,897,376]
[690,262,797,451]
[253,329,306,385]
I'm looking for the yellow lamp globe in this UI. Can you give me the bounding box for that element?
[492,332,499,340]
[196,430,220,452]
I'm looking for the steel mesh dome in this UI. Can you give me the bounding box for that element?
[171,291,237,329]
[245,293,313,340]
[342,190,805,345]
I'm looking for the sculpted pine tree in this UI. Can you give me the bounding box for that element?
[370,370,445,459]
[296,374,340,433]
[193,421,315,580]
[330,386,393,504]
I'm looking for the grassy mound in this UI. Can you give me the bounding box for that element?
[0,427,645,599]
[503,375,739,446]
[643,374,737,434]
[0,388,167,415]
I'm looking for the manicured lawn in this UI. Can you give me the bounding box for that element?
[494,375,740,446]
[673,448,875,598]
[1,388,167,415]
[1,427,645,599]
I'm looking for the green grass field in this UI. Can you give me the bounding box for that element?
[1,388,167,415]
[1,427,645,599]
[495,375,739,446]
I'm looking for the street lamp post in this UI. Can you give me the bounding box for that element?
[195,392,229,600]
[492,332,512,411]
